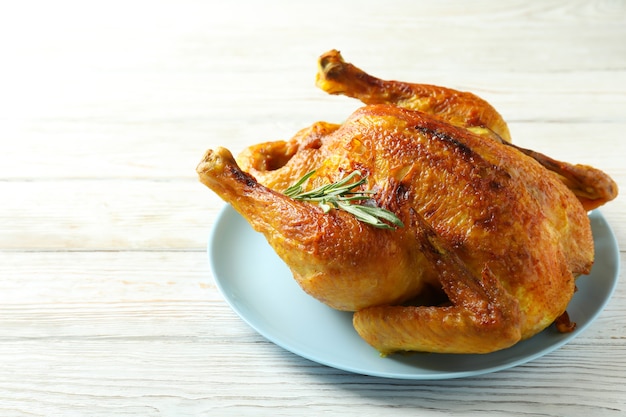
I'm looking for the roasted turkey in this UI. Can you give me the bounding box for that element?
[197,50,617,355]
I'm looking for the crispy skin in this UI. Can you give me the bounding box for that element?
[316,49,512,142]
[501,142,618,211]
[199,104,600,354]
[198,51,618,354]
[312,50,617,211]
[198,145,430,311]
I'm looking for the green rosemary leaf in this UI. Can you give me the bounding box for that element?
[336,201,390,228]
[284,170,317,198]
[283,170,404,229]
[352,204,405,228]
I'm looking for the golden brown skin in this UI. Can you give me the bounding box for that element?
[313,50,618,211]
[316,49,512,142]
[197,51,618,355]
[501,142,618,211]
[199,145,433,312]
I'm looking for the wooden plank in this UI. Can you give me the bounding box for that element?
[0,335,624,417]
[2,92,626,179]
[3,1,625,76]
[2,2,626,181]
[0,180,223,250]
[0,250,624,416]
[1,175,623,252]
[4,117,626,180]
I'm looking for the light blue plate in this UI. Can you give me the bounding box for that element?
[209,206,619,379]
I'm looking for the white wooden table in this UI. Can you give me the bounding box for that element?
[1,1,625,416]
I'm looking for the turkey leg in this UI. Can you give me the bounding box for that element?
[504,142,618,211]
[197,147,431,311]
[316,49,511,142]
[353,209,522,355]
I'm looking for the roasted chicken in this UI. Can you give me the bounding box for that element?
[197,50,617,355]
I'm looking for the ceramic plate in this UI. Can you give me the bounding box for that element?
[209,206,619,379]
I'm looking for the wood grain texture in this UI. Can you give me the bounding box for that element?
[1,0,625,416]
[0,250,624,417]
[0,251,625,417]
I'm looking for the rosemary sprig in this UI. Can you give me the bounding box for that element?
[284,170,404,229]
